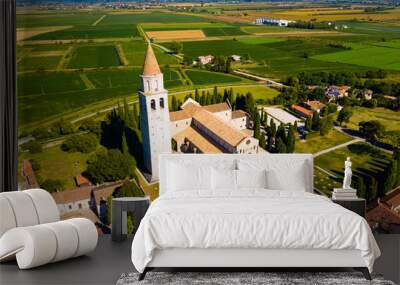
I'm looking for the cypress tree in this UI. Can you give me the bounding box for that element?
[275,137,287,153]
[259,132,266,149]
[286,124,295,153]
[357,176,366,199]
[253,110,261,140]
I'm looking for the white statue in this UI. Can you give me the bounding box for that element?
[342,157,353,190]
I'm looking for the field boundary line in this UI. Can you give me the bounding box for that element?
[57,46,74,70]
[313,138,363,157]
[116,44,129,66]
[79,74,96,90]
[92,15,106,26]
[315,166,339,179]
[179,69,193,86]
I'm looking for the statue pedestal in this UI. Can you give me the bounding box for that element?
[332,188,358,200]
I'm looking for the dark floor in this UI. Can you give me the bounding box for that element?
[0,235,134,285]
[1,235,399,285]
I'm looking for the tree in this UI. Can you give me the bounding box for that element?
[41,179,64,193]
[319,117,333,136]
[30,159,41,171]
[86,149,135,184]
[121,133,129,155]
[275,137,287,153]
[21,140,42,154]
[286,124,296,153]
[276,123,286,143]
[311,112,321,131]
[253,110,261,139]
[115,181,144,198]
[305,116,312,132]
[259,132,266,149]
[337,108,353,126]
[79,119,101,136]
[356,176,366,199]
[52,120,74,135]
[170,41,183,54]
[359,120,385,141]
[62,133,98,153]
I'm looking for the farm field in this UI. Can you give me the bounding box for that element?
[122,41,179,66]
[185,69,244,85]
[18,56,62,72]
[147,29,206,41]
[169,38,375,78]
[295,129,353,154]
[28,25,139,41]
[345,107,400,132]
[99,12,208,25]
[17,12,103,28]
[313,42,400,71]
[68,45,121,68]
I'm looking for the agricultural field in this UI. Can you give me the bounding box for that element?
[313,41,400,71]
[99,12,209,25]
[147,29,206,41]
[68,45,122,68]
[18,56,62,72]
[168,38,374,79]
[185,69,244,85]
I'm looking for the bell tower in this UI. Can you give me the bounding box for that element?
[139,44,171,181]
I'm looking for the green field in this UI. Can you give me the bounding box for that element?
[19,145,92,189]
[99,12,208,25]
[17,12,102,28]
[68,45,121,68]
[237,37,283,45]
[185,69,244,85]
[313,42,400,71]
[122,41,178,66]
[346,107,400,132]
[142,22,230,31]
[202,27,248,37]
[295,129,352,154]
[28,25,139,40]
[169,38,373,78]
[18,56,61,71]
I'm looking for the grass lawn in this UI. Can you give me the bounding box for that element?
[346,107,400,132]
[18,146,91,190]
[135,169,159,201]
[68,45,121,68]
[314,142,391,196]
[295,129,353,154]
[312,42,400,71]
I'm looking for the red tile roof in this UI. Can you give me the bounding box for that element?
[292,105,313,117]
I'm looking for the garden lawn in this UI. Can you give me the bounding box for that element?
[346,107,400,132]
[18,145,91,190]
[295,129,352,154]
[68,45,121,68]
[185,69,244,85]
[314,142,391,196]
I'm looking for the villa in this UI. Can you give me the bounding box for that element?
[198,55,214,65]
[304,100,325,113]
[291,104,313,118]
[326,85,351,99]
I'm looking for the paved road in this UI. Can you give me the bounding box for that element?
[313,138,363,157]
[233,70,287,88]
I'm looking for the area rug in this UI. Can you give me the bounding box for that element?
[116,271,395,285]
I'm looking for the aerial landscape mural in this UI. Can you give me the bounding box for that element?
[16,0,400,235]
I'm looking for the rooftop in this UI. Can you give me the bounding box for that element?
[264,107,301,125]
[292,105,313,117]
[174,127,222,153]
[232,110,247,119]
[193,109,247,147]
[306,100,325,111]
[142,44,161,76]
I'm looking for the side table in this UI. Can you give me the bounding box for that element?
[332,198,366,218]
[112,196,150,242]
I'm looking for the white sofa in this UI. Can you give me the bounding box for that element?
[0,189,98,269]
